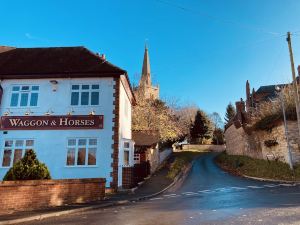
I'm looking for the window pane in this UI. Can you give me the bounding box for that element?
[88,148,97,165]
[26,140,34,147]
[15,140,24,147]
[21,86,30,91]
[20,93,29,106]
[66,148,75,166]
[78,139,86,146]
[81,92,89,105]
[124,150,129,166]
[5,140,13,147]
[77,148,86,165]
[10,93,19,107]
[13,149,23,164]
[32,86,39,91]
[72,85,79,90]
[12,86,20,91]
[71,92,79,106]
[124,142,130,149]
[82,85,89,90]
[2,149,12,167]
[68,139,76,146]
[92,85,99,89]
[30,93,38,106]
[89,139,97,146]
[91,92,99,105]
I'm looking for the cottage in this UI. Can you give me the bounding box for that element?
[0,46,135,190]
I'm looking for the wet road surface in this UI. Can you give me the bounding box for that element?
[25,153,300,225]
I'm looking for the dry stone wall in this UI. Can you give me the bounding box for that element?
[225,121,300,165]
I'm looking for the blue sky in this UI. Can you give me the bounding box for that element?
[1,0,300,119]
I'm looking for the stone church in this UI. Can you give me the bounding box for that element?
[134,46,159,99]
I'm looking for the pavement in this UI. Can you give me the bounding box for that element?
[19,152,300,225]
[0,157,176,225]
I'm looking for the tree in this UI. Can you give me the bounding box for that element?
[225,102,236,123]
[212,128,225,145]
[3,149,51,181]
[209,112,224,129]
[190,110,213,144]
[132,92,183,142]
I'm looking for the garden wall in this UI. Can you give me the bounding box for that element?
[225,121,300,164]
[0,178,106,215]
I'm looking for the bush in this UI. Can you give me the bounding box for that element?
[3,149,51,181]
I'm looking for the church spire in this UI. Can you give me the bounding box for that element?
[140,45,151,86]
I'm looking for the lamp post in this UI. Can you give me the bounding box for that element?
[275,86,293,170]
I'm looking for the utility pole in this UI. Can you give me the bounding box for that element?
[287,31,300,140]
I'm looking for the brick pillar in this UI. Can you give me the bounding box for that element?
[122,167,136,189]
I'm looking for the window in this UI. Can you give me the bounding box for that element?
[66,138,97,166]
[123,141,130,166]
[2,139,34,167]
[71,84,100,106]
[134,153,140,164]
[10,85,39,107]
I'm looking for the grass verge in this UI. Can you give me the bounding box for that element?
[215,151,300,181]
[167,151,204,179]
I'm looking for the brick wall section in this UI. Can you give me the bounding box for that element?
[122,167,136,189]
[111,77,120,190]
[225,121,300,164]
[0,178,106,215]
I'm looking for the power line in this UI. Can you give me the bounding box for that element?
[154,0,281,36]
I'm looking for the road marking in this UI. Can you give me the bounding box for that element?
[279,183,296,187]
[231,187,248,190]
[263,184,279,188]
[185,192,200,196]
[149,197,163,201]
[167,195,180,198]
[247,185,264,189]
[163,194,177,197]
[182,192,196,195]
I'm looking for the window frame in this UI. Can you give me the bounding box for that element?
[123,141,131,166]
[70,84,100,107]
[1,139,35,168]
[66,137,98,167]
[9,85,40,108]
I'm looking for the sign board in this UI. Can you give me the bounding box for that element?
[0,115,104,130]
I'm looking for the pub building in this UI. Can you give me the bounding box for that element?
[0,46,135,190]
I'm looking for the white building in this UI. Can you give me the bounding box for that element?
[0,46,135,189]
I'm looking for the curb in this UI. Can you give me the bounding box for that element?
[242,174,300,184]
[0,161,195,225]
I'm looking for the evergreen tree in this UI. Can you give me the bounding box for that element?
[225,102,236,123]
[190,110,213,143]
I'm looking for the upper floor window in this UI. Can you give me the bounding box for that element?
[71,84,100,106]
[10,85,39,107]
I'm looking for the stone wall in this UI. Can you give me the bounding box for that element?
[225,121,300,164]
[0,178,106,215]
[181,144,226,152]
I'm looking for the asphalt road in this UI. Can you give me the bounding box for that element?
[25,153,300,225]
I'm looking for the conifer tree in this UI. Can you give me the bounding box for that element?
[225,102,236,123]
[190,110,213,143]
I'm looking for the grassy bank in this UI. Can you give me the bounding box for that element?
[167,151,204,179]
[215,152,300,181]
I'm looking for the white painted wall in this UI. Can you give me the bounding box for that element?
[117,77,134,187]
[0,77,117,187]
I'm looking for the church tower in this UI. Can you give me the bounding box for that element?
[135,46,159,99]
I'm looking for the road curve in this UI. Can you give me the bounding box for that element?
[25,152,300,225]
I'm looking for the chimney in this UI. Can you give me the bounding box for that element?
[101,54,106,60]
[236,98,245,113]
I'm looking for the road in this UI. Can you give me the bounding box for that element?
[25,153,300,225]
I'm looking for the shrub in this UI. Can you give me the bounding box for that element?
[3,149,51,181]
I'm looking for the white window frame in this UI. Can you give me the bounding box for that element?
[70,84,100,107]
[9,85,40,108]
[66,137,98,167]
[123,140,132,166]
[1,139,35,168]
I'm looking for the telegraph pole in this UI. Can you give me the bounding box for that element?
[287,31,300,141]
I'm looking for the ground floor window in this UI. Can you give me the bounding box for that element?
[123,141,131,166]
[2,139,34,167]
[66,138,97,166]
